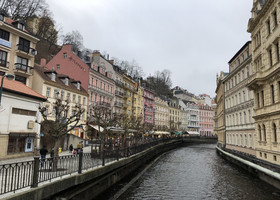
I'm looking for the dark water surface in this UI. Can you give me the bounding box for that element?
[106,144,280,200]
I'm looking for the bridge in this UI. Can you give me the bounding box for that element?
[0,136,217,200]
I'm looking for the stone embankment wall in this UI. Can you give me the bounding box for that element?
[6,140,182,200]
[216,146,280,190]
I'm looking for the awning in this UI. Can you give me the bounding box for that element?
[107,127,124,133]
[174,132,183,135]
[187,131,200,135]
[153,131,170,135]
[89,125,104,132]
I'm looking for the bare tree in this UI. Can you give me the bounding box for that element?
[0,0,48,20]
[113,58,144,79]
[145,69,173,98]
[38,98,85,166]
[87,105,117,154]
[62,30,84,53]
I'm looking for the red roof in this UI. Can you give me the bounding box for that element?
[1,76,47,101]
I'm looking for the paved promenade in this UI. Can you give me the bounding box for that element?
[0,146,92,165]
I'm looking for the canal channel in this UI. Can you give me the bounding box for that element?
[97,143,280,200]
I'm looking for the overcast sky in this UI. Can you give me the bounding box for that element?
[47,0,252,98]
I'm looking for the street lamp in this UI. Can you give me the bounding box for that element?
[0,73,15,106]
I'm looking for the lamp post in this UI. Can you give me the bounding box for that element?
[0,73,15,106]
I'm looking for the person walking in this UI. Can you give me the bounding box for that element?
[49,148,54,168]
[40,145,48,167]
[69,144,73,153]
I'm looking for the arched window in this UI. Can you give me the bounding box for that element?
[273,123,277,143]
[258,125,262,141]
[263,124,267,142]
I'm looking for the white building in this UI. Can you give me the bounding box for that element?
[0,76,46,159]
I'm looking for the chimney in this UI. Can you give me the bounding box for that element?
[109,59,114,65]
[40,58,46,67]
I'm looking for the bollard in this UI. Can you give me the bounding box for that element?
[31,156,40,188]
[102,149,105,166]
[117,147,119,161]
[78,151,83,174]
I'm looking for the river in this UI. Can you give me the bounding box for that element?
[99,143,280,200]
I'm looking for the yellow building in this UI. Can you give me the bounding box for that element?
[0,12,39,87]
[154,97,169,131]
[134,82,144,118]
[215,72,227,148]
[168,99,181,131]
[122,74,137,117]
[247,0,280,164]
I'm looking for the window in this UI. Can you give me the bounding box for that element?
[78,96,81,104]
[248,110,251,123]
[57,64,60,70]
[244,111,247,124]
[61,90,64,100]
[273,11,278,27]
[257,92,260,108]
[0,50,8,68]
[243,91,246,102]
[8,135,33,153]
[18,37,30,53]
[12,108,36,116]
[0,14,4,21]
[54,89,59,98]
[261,90,264,107]
[67,93,70,102]
[0,28,9,41]
[266,19,271,35]
[63,53,67,58]
[15,75,26,84]
[273,123,277,143]
[274,155,277,161]
[18,23,24,30]
[276,42,280,62]
[46,87,50,97]
[269,48,273,66]
[263,124,267,142]
[83,97,86,105]
[259,125,262,141]
[271,84,275,104]
[16,56,28,71]
[73,94,76,103]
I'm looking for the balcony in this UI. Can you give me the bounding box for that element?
[94,101,111,108]
[114,101,123,107]
[16,44,37,58]
[115,90,124,97]
[14,63,33,75]
[115,80,124,87]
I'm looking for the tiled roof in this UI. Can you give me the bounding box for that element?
[1,76,47,101]
[34,64,88,95]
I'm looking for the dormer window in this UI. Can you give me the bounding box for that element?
[18,23,24,30]
[65,77,69,85]
[51,72,56,81]
[0,14,4,21]
[77,82,80,90]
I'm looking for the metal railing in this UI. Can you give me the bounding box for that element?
[0,137,182,195]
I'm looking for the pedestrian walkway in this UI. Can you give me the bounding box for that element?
[0,146,93,165]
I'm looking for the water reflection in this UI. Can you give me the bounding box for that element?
[118,144,279,200]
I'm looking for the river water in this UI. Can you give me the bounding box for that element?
[104,143,280,200]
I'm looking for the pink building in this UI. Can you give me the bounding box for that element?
[45,45,89,92]
[198,104,214,136]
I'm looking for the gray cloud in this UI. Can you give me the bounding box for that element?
[48,0,252,97]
